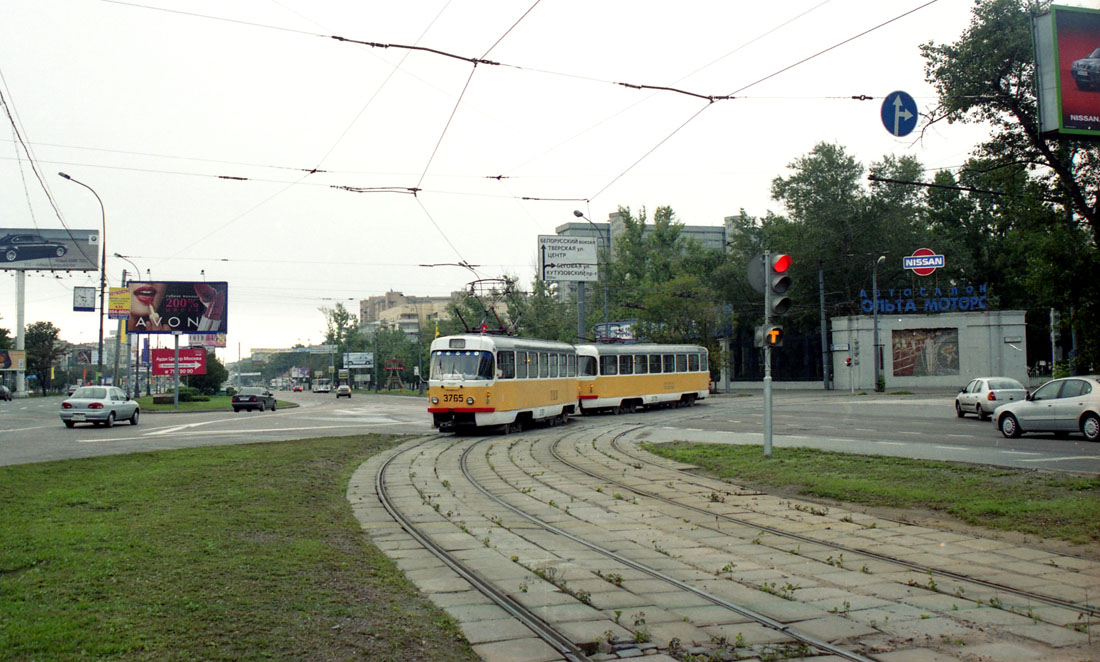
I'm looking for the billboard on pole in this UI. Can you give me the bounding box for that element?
[0,350,26,371]
[151,348,207,375]
[1034,5,1100,140]
[537,235,598,282]
[343,352,374,368]
[0,228,100,271]
[125,281,227,334]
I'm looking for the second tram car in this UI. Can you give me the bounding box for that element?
[428,334,579,433]
[576,343,709,413]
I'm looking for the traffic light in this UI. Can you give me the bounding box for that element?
[763,325,784,347]
[769,253,792,316]
[845,357,852,367]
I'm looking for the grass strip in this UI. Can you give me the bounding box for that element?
[643,442,1100,546]
[0,435,480,662]
[134,395,295,412]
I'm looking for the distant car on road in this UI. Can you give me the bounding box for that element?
[0,233,67,262]
[312,382,330,394]
[232,387,277,412]
[956,377,1027,420]
[0,384,11,401]
[1071,47,1100,90]
[292,385,303,392]
[60,386,139,428]
[993,376,1100,441]
[335,384,352,398]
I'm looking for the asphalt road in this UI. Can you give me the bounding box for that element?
[1,389,1097,472]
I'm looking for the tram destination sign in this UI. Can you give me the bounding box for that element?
[537,235,598,282]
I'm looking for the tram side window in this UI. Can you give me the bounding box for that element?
[600,355,618,376]
[539,352,549,378]
[635,355,647,374]
[516,351,528,379]
[567,354,576,377]
[619,355,633,375]
[579,355,597,377]
[550,353,559,378]
[498,351,515,379]
[663,354,675,373]
[650,354,662,373]
[676,354,687,372]
[688,353,699,372]
[701,352,709,371]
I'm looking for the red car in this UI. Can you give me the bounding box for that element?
[292,385,303,392]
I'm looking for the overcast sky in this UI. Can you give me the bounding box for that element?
[2,0,1086,360]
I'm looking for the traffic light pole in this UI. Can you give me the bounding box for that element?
[762,252,773,459]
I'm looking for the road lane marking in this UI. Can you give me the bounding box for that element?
[946,434,973,438]
[895,431,921,435]
[877,441,905,446]
[144,420,223,436]
[935,446,967,451]
[1020,456,1099,463]
[1001,451,1040,456]
[854,428,876,432]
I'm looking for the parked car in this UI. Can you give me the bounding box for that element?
[232,387,277,412]
[1071,47,1100,91]
[0,384,11,401]
[60,386,139,428]
[955,377,1027,420]
[292,385,303,392]
[335,384,352,398]
[993,376,1100,441]
[0,233,67,262]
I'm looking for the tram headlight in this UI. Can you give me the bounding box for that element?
[466,396,475,405]
[431,396,439,404]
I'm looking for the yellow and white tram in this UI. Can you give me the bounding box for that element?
[576,343,709,414]
[428,334,579,433]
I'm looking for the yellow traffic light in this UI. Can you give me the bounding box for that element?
[764,325,784,347]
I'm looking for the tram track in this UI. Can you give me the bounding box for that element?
[359,413,1097,661]
[540,419,1098,624]
[373,435,592,662]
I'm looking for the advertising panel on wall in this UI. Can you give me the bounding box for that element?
[0,228,100,271]
[892,328,959,377]
[125,281,227,334]
[150,348,207,376]
[1034,5,1100,140]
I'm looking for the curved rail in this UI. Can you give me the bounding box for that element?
[550,429,1098,619]
[459,437,877,662]
[375,436,592,662]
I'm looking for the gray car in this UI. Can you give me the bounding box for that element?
[993,376,1100,441]
[60,386,139,428]
[955,377,1027,420]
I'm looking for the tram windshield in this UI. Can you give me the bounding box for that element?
[430,350,495,381]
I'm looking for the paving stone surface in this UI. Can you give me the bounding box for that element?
[347,431,1100,662]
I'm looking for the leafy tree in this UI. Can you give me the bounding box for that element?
[320,303,364,353]
[25,321,66,395]
[921,0,1099,369]
[0,327,11,350]
[189,350,229,395]
[921,0,1098,244]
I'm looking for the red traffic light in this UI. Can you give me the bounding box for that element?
[772,254,791,273]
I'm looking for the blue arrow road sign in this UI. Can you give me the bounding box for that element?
[881,90,918,137]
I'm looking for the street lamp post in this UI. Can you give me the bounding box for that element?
[872,255,886,392]
[58,172,107,385]
[572,210,609,339]
[115,253,141,398]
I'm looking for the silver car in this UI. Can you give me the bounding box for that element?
[60,386,140,428]
[955,377,1027,420]
[993,376,1100,441]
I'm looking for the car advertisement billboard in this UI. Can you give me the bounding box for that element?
[125,281,227,334]
[1034,5,1100,140]
[151,348,207,376]
[0,228,100,271]
[188,333,227,348]
[343,352,374,368]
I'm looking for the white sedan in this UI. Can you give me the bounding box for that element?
[60,386,140,428]
[993,376,1100,441]
[955,377,1027,420]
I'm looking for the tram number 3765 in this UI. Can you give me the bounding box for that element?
[442,393,465,403]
